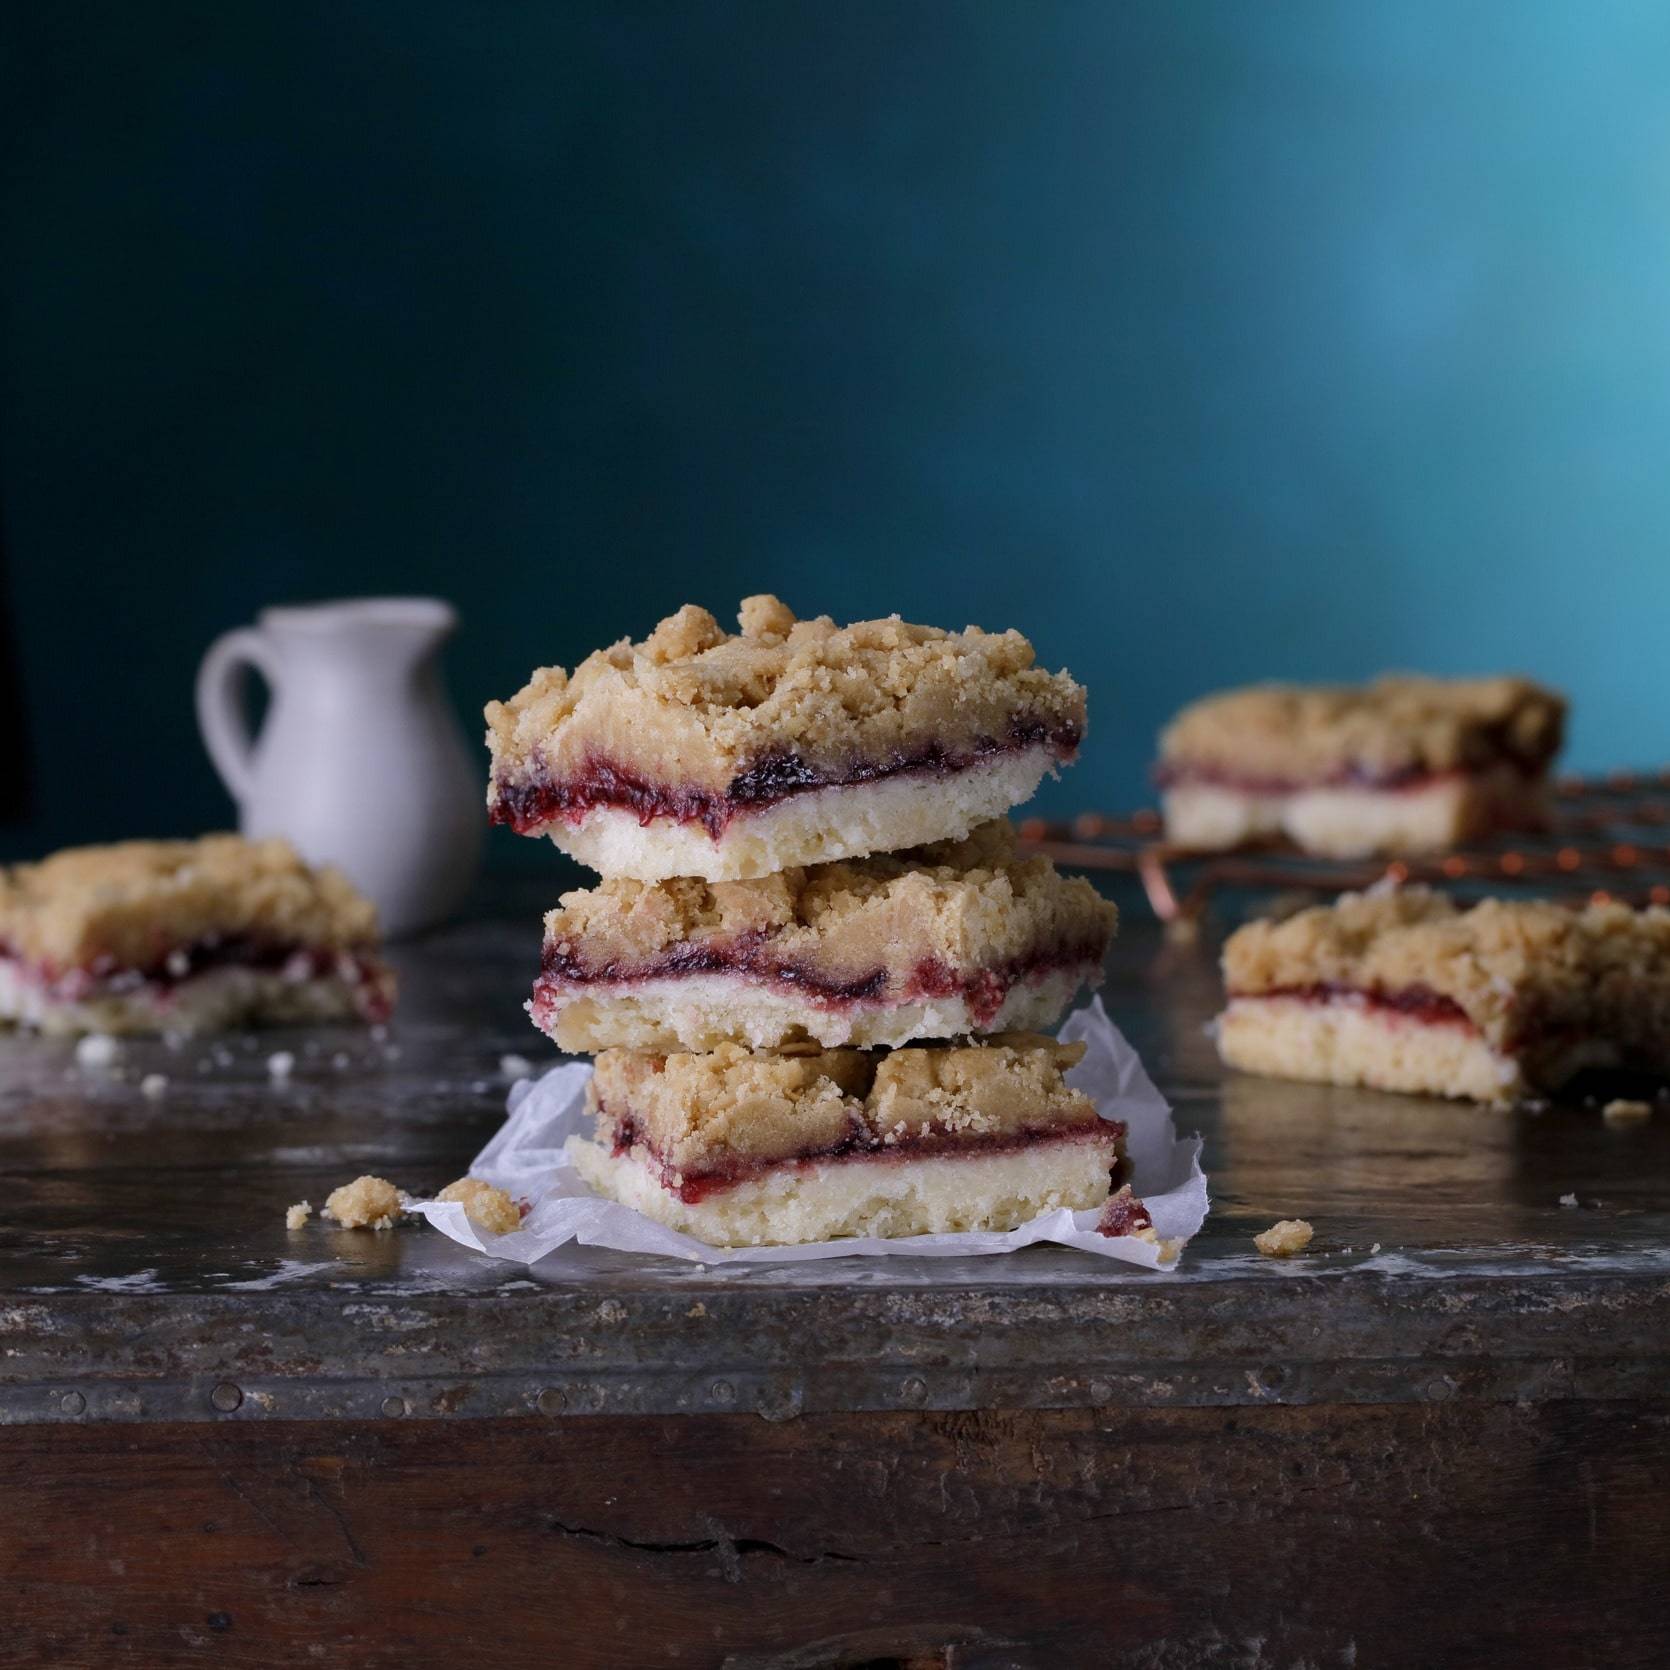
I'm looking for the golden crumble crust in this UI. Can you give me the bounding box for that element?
[1222,886,1670,1049]
[486,596,1087,801]
[542,820,1115,985]
[1161,676,1565,782]
[0,835,380,969]
[589,1034,1098,1175]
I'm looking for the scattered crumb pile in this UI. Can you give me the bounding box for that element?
[284,1201,312,1230]
[1254,1218,1314,1258]
[323,1174,405,1231]
[1602,1098,1652,1125]
[437,1177,522,1235]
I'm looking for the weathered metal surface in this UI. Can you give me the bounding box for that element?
[3,883,1668,1424]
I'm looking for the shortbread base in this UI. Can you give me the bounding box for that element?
[1163,764,1547,858]
[0,958,380,1037]
[1218,995,1521,1101]
[566,1130,1121,1247]
[533,965,1094,1053]
[543,748,1059,882]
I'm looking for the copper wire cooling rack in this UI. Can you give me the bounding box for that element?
[1016,772,1670,924]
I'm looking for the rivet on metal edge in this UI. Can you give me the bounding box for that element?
[536,1388,566,1416]
[709,1379,736,1406]
[380,1395,407,1418]
[900,1376,928,1406]
[60,1390,86,1416]
[1088,1379,1114,1406]
[209,1382,243,1413]
[1426,1377,1456,1403]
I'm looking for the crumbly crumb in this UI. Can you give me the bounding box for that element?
[437,1177,522,1235]
[74,1033,122,1069]
[1602,1098,1653,1124]
[1559,1192,1579,1208]
[589,1034,1097,1174]
[285,1201,312,1230]
[1161,675,1564,781]
[1254,1218,1314,1257]
[540,818,1115,994]
[485,596,1086,803]
[323,1174,405,1230]
[0,833,381,969]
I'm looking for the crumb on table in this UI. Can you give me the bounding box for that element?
[1559,1191,1579,1208]
[75,1033,122,1069]
[1254,1218,1314,1258]
[437,1177,522,1235]
[1602,1098,1653,1124]
[285,1200,312,1230]
[323,1174,404,1230]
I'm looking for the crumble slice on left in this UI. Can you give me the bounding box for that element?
[0,835,395,1036]
[1158,675,1565,857]
[485,595,1086,882]
[1216,886,1670,1102]
[530,819,1116,1052]
[568,1034,1149,1248]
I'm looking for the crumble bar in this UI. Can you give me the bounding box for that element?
[1158,675,1565,857]
[569,1034,1142,1246]
[0,835,395,1035]
[1217,886,1670,1101]
[485,596,1086,881]
[531,819,1116,1051]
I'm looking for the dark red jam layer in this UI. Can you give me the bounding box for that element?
[1155,750,1548,798]
[493,718,1083,839]
[1097,1187,1154,1239]
[19,938,395,1023]
[602,1104,1125,1206]
[1233,981,1476,1031]
[533,935,1108,1027]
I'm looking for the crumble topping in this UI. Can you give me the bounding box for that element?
[285,1201,312,1230]
[540,819,1114,992]
[1254,1218,1314,1257]
[323,1174,405,1230]
[0,835,380,971]
[1222,886,1670,1050]
[485,595,1086,809]
[1161,675,1564,784]
[437,1177,522,1234]
[589,1034,1099,1175]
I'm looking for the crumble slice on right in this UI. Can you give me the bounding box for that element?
[1157,675,1565,857]
[569,1034,1147,1247]
[1216,886,1670,1102]
[0,835,395,1036]
[485,595,1086,882]
[531,819,1116,1052]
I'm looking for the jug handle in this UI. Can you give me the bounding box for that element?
[196,628,280,806]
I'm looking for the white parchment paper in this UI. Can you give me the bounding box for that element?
[409,999,1209,1270]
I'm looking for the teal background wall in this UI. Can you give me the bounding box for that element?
[4,1,1669,867]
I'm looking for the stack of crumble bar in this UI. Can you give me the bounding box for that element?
[485,596,1142,1248]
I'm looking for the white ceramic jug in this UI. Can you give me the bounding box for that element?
[196,598,482,938]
